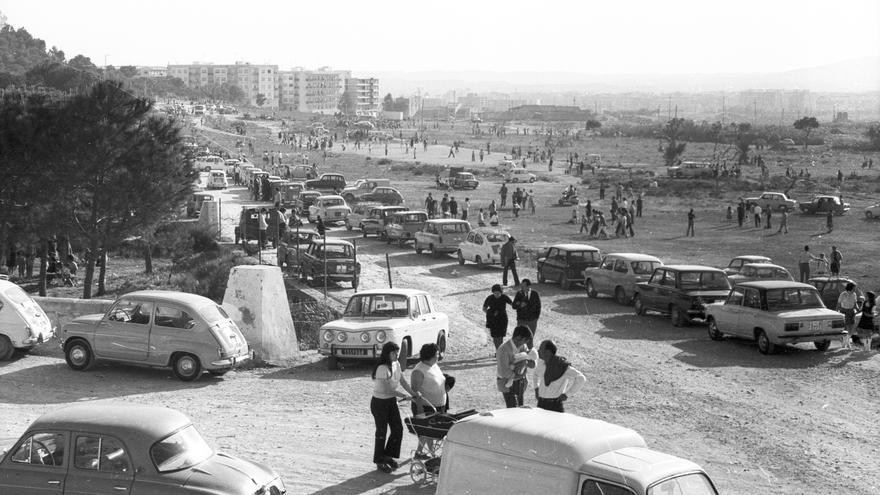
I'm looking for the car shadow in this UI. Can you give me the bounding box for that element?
[0,362,217,404]
[309,464,432,495]
[553,296,626,316]
[262,358,373,381]
[597,314,695,342]
[671,337,847,369]
[437,355,496,372]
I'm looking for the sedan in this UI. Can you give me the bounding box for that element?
[584,253,663,305]
[360,187,405,206]
[727,263,793,285]
[0,403,286,495]
[866,203,880,219]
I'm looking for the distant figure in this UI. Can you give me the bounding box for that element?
[686,209,695,237]
[826,210,834,232]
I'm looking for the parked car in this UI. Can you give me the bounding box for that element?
[194,155,224,172]
[299,239,360,288]
[360,186,405,206]
[584,253,663,305]
[276,228,322,270]
[705,281,846,354]
[799,195,850,215]
[384,210,429,245]
[287,164,318,180]
[743,192,798,211]
[727,263,793,285]
[276,181,305,208]
[504,168,536,183]
[304,173,346,193]
[207,170,228,190]
[864,202,880,219]
[307,195,351,224]
[341,178,391,202]
[295,190,322,216]
[536,244,602,290]
[318,289,448,370]
[185,192,214,218]
[344,201,383,231]
[722,255,773,276]
[667,161,715,179]
[0,280,55,360]
[60,290,252,381]
[808,276,865,310]
[414,219,472,257]
[633,265,732,326]
[0,403,286,494]
[456,228,510,267]
[359,205,408,238]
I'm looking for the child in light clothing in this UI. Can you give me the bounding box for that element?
[505,348,538,389]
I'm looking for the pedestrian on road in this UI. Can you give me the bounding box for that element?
[528,190,536,215]
[736,201,745,227]
[370,342,419,473]
[753,205,763,228]
[830,246,843,276]
[778,209,789,234]
[409,343,448,457]
[837,283,859,350]
[483,284,513,349]
[496,325,537,408]
[462,198,470,221]
[315,216,326,237]
[499,183,509,209]
[258,208,269,249]
[449,196,458,218]
[826,209,834,232]
[500,237,520,286]
[513,279,541,347]
[798,245,818,282]
[686,209,695,237]
[857,291,876,352]
[532,340,586,413]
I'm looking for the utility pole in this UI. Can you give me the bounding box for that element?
[753,100,757,126]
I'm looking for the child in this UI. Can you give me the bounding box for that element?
[726,206,733,223]
[505,348,539,389]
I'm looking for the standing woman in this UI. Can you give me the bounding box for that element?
[410,343,447,458]
[371,342,419,473]
[484,284,513,350]
[857,291,876,352]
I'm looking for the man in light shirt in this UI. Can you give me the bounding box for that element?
[532,340,586,413]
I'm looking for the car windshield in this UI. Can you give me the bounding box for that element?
[150,425,213,473]
[485,232,509,243]
[568,250,600,262]
[647,472,717,495]
[441,223,469,233]
[401,214,426,223]
[313,244,353,258]
[344,294,409,318]
[680,271,730,290]
[631,261,661,275]
[765,288,824,310]
[323,198,345,207]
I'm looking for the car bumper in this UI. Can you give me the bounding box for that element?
[210,349,254,368]
[21,327,55,348]
[775,331,846,344]
[319,344,381,359]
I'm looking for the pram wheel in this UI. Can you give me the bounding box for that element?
[410,459,427,484]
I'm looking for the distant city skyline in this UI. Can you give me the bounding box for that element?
[2,0,879,77]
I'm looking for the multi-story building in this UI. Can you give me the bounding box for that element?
[166,62,279,107]
[344,77,380,117]
[278,67,347,114]
[135,66,168,78]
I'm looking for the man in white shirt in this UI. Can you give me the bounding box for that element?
[837,282,860,349]
[532,340,586,413]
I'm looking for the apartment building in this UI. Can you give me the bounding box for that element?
[278,67,348,114]
[343,77,380,117]
[166,62,279,107]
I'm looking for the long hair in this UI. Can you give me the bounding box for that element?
[372,342,400,379]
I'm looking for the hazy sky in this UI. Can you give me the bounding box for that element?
[2,0,879,75]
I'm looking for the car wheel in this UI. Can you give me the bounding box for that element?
[172,353,203,381]
[756,330,775,355]
[707,317,724,341]
[560,273,571,290]
[457,250,465,265]
[614,287,627,305]
[64,340,94,371]
[670,306,687,327]
[398,339,410,370]
[633,295,645,315]
[437,332,447,361]
[814,340,831,352]
[0,335,14,361]
[867,211,874,219]
[475,255,484,268]
[327,354,339,370]
[537,269,546,284]
[346,222,352,231]
[430,245,440,259]
[585,279,599,298]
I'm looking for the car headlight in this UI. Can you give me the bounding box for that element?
[336,332,347,343]
[322,330,334,342]
[360,332,371,343]
[376,331,387,343]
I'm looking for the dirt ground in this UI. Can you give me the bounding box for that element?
[3,116,879,495]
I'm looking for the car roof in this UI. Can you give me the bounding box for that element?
[31,403,189,441]
[393,210,427,215]
[425,219,469,224]
[731,255,771,261]
[352,288,428,297]
[373,205,406,210]
[548,243,600,251]
[313,238,354,247]
[472,227,509,235]
[660,265,726,272]
[734,281,817,290]
[117,290,217,307]
[740,263,786,269]
[808,276,857,284]
[317,195,344,200]
[605,253,662,262]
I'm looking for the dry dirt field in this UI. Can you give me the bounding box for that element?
[2,116,879,495]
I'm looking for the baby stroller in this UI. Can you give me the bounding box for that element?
[404,403,477,484]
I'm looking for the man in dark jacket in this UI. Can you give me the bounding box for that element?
[513,279,541,347]
[500,237,520,286]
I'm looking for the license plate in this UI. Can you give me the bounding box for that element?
[811,321,822,331]
[339,348,368,356]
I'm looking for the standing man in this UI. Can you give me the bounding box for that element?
[500,237,520,287]
[830,246,843,276]
[496,325,537,408]
[778,209,789,234]
[753,204,763,228]
[826,210,834,232]
[499,182,509,209]
[449,196,458,218]
[686,208,695,237]
[736,200,745,227]
[636,193,643,217]
[425,193,435,219]
[513,279,541,346]
[258,208,269,249]
[798,245,818,283]
[532,340,586,413]
[837,282,859,349]
[462,198,470,221]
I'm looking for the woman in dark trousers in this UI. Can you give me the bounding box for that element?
[370,342,419,473]
[483,284,513,350]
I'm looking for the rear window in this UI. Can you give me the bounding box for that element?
[647,473,717,495]
[680,271,730,290]
[198,303,230,324]
[631,261,661,275]
[569,250,600,262]
[441,223,470,233]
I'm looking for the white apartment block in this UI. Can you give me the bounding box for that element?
[166,62,279,107]
[135,66,167,78]
[344,77,380,117]
[278,67,349,114]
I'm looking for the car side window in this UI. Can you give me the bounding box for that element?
[411,297,422,317]
[75,435,131,474]
[613,260,628,273]
[727,287,745,305]
[11,432,66,467]
[581,479,635,495]
[649,270,663,284]
[744,289,761,309]
[155,306,196,330]
[107,300,153,325]
[419,295,432,314]
[601,258,614,270]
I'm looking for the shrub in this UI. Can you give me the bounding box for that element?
[169,248,258,302]
[377,158,392,165]
[289,300,341,351]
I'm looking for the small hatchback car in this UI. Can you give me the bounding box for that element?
[0,403,286,495]
[634,265,732,326]
[0,280,55,360]
[584,253,663,305]
[536,244,602,290]
[457,228,510,267]
[61,291,251,381]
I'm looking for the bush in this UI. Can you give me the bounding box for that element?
[169,248,257,302]
[377,158,392,165]
[289,300,341,351]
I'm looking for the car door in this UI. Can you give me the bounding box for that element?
[645,269,674,311]
[714,287,745,335]
[461,231,476,260]
[93,299,153,361]
[737,287,763,338]
[64,434,133,495]
[0,431,68,495]
[591,256,615,295]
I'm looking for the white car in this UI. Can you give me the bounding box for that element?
[456,228,510,267]
[308,195,351,224]
[584,253,663,305]
[866,203,880,219]
[504,168,536,183]
[207,170,228,189]
[318,289,449,370]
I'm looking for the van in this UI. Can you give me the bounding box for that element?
[437,408,718,495]
[0,280,55,360]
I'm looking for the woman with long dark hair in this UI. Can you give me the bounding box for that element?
[370,342,419,473]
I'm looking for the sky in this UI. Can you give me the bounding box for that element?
[2,0,879,75]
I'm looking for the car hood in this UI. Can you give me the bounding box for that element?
[182,452,279,492]
[68,314,104,325]
[322,318,409,331]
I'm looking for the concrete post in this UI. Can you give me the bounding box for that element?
[198,199,221,238]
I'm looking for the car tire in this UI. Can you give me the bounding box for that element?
[398,339,410,370]
[756,330,775,355]
[475,255,484,268]
[208,370,229,377]
[415,243,423,254]
[707,317,724,341]
[633,295,645,315]
[537,269,546,284]
[64,339,94,371]
[457,250,465,265]
[430,245,440,259]
[670,306,687,327]
[560,273,571,290]
[814,340,831,352]
[436,332,447,361]
[172,353,203,381]
[614,287,627,305]
[585,279,598,298]
[0,335,14,361]
[867,211,873,219]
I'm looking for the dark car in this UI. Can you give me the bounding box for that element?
[360,187,405,206]
[808,276,864,310]
[633,265,732,326]
[798,195,850,215]
[186,192,214,218]
[295,190,322,216]
[234,207,289,246]
[300,239,360,288]
[0,404,285,494]
[304,173,347,193]
[536,244,602,290]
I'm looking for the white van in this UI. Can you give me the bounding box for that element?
[0,280,55,360]
[437,408,718,495]
[504,167,537,183]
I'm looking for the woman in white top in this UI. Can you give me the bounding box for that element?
[371,342,418,473]
[410,343,448,459]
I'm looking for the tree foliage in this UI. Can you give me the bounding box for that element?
[0,26,49,75]
[867,123,880,151]
[793,117,819,151]
[585,119,602,131]
[660,118,688,167]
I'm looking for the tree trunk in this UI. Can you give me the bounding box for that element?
[144,241,153,274]
[97,250,107,296]
[38,240,48,297]
[81,238,100,299]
